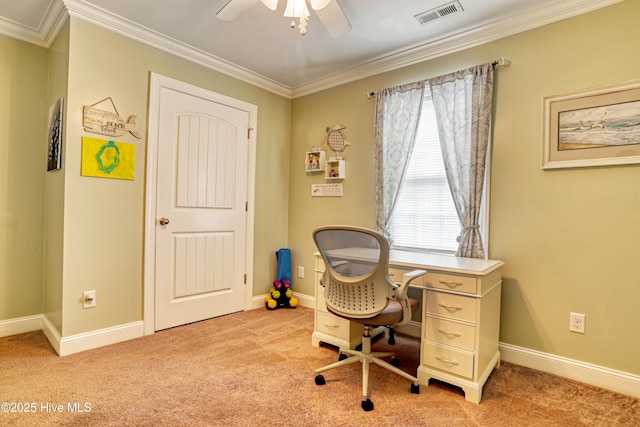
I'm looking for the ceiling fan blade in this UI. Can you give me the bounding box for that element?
[261,0,278,10]
[309,0,331,9]
[216,0,260,21]
[313,0,351,38]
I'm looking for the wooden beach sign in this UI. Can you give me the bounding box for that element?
[83,97,141,139]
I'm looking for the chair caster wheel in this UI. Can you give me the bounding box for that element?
[361,399,374,411]
[338,353,348,361]
[315,375,325,386]
[391,357,400,367]
[411,383,420,394]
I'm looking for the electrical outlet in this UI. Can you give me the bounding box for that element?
[83,290,96,309]
[569,312,585,333]
[297,266,304,279]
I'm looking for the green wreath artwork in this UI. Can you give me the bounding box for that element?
[95,140,121,174]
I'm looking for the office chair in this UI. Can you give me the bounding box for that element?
[312,225,427,411]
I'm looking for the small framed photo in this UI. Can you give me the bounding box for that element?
[305,149,325,172]
[542,79,640,169]
[47,98,64,171]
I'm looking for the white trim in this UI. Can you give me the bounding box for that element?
[500,342,640,399]
[0,0,68,48]
[41,315,62,355]
[62,0,291,98]
[40,316,144,356]
[251,293,315,310]
[0,314,43,338]
[144,73,258,336]
[291,0,624,97]
[4,312,640,398]
[39,0,619,99]
[396,320,422,339]
[58,322,144,356]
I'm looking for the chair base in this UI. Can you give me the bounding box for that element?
[314,325,419,411]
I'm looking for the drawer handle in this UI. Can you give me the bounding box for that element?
[438,303,462,312]
[435,356,459,365]
[439,280,463,288]
[437,328,461,337]
[323,323,339,329]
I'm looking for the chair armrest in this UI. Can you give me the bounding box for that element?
[395,269,427,326]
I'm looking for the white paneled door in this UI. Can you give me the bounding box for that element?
[149,75,255,331]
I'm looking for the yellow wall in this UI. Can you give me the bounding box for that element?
[1,0,638,377]
[290,0,640,375]
[0,34,48,320]
[43,20,70,334]
[58,18,291,336]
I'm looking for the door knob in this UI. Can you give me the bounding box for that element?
[159,217,170,226]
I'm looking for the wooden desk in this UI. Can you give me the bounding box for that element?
[312,250,504,404]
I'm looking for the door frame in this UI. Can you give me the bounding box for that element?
[143,72,257,335]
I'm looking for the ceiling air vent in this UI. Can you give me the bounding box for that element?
[415,1,464,25]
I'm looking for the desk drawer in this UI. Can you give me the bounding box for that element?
[426,291,476,323]
[315,312,349,340]
[424,272,477,294]
[423,342,474,379]
[425,317,475,351]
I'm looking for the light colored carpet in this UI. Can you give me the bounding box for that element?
[1,307,638,426]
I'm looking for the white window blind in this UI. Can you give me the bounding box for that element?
[388,92,460,253]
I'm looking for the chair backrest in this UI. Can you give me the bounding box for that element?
[313,226,395,319]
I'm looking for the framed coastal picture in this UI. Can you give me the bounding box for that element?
[542,79,640,169]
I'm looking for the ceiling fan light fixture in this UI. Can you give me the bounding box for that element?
[283,0,310,34]
[284,0,310,18]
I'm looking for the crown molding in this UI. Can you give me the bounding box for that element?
[2,0,622,99]
[291,0,624,97]
[62,0,292,98]
[0,0,67,48]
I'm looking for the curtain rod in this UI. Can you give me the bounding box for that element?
[365,57,511,99]
[492,57,511,67]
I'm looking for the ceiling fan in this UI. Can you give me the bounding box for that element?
[216,0,351,37]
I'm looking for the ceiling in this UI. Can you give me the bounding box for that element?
[0,0,622,97]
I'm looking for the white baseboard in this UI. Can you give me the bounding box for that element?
[59,321,144,356]
[41,315,144,356]
[396,320,421,338]
[499,342,640,399]
[41,315,62,355]
[251,292,315,310]
[4,309,639,400]
[0,314,43,338]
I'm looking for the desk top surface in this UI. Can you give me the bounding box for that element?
[389,250,503,276]
[318,248,503,276]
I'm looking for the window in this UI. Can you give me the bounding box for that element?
[378,65,494,258]
[388,92,460,254]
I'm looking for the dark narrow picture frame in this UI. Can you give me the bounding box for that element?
[47,98,64,171]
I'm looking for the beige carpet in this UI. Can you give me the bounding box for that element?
[1,307,638,426]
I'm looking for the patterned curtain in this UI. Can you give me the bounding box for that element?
[374,81,425,240]
[429,63,494,259]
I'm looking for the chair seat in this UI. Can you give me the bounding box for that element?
[328,297,419,326]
